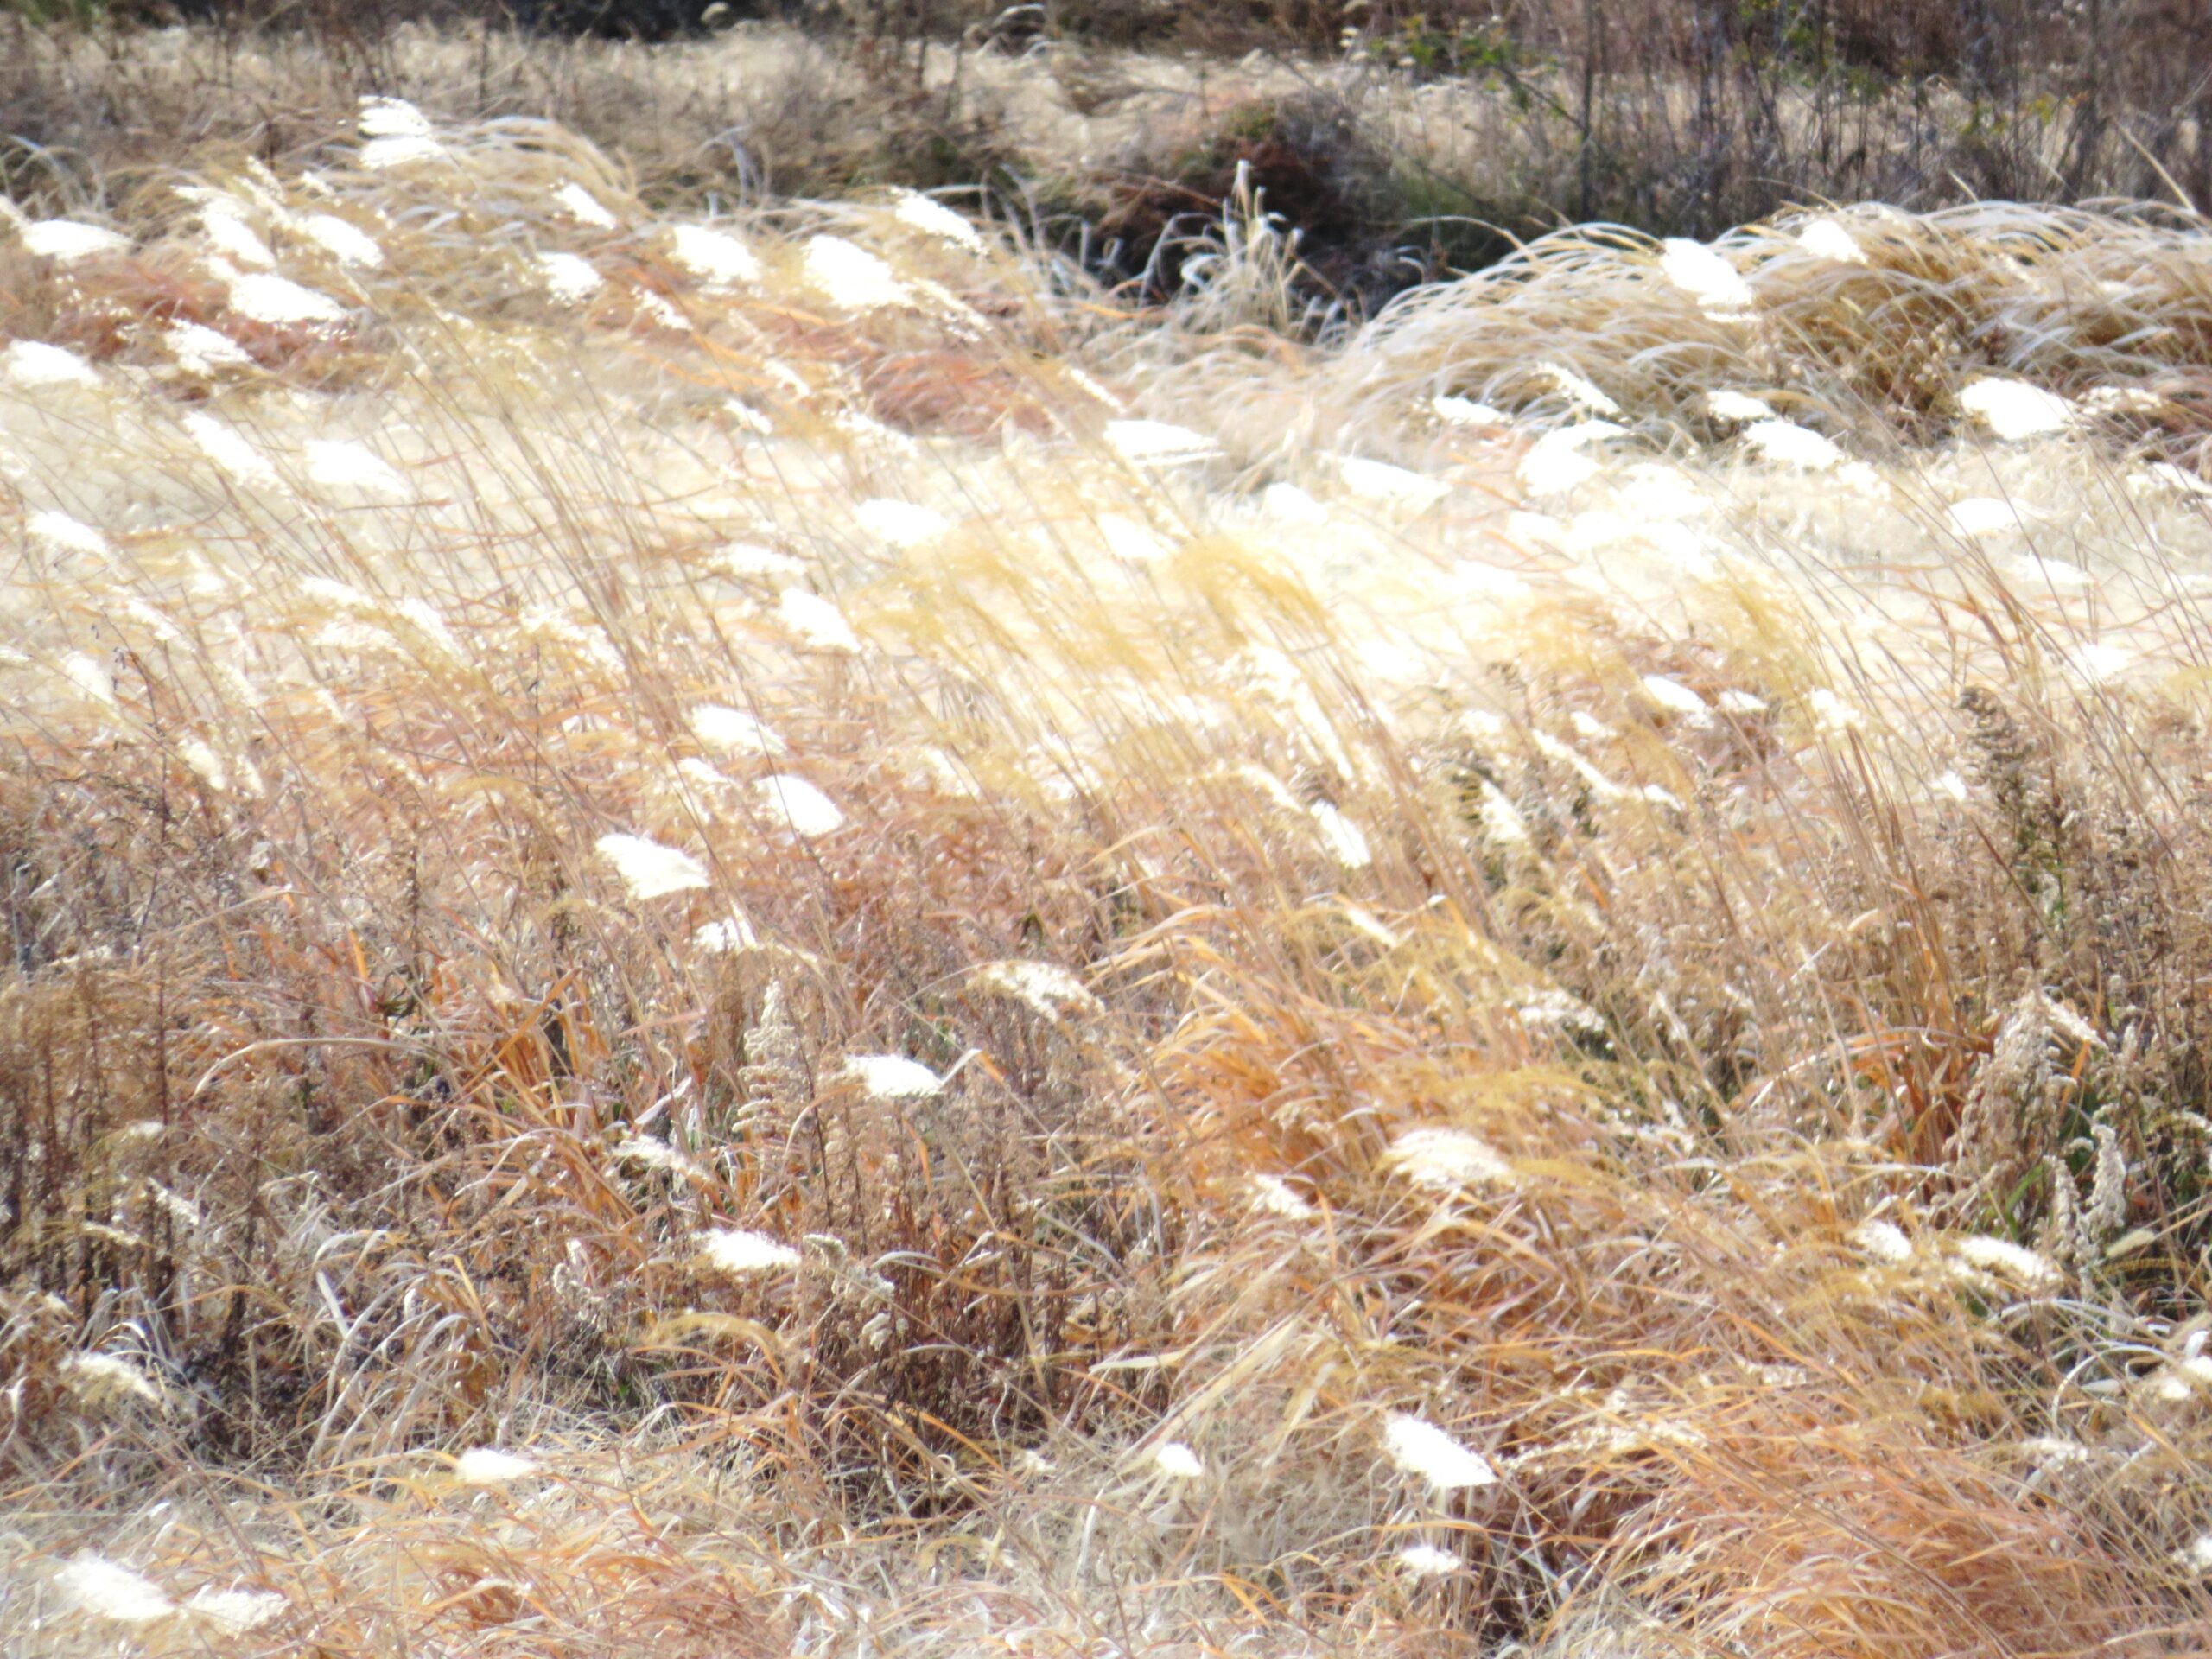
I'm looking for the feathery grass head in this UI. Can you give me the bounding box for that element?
[1382,1414,1498,1492]
[452,1447,545,1485]
[596,833,711,899]
[698,1228,804,1275]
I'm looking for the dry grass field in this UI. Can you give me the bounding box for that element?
[8,75,2212,1659]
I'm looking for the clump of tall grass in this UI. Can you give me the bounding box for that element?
[7,92,2212,1659]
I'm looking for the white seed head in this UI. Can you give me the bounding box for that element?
[595,832,710,900]
[1535,363,1620,416]
[668,222,761,288]
[691,702,785,756]
[200,202,275,268]
[1948,1234,2061,1290]
[177,737,231,793]
[30,512,111,557]
[2071,641,2133,684]
[2083,384,2164,415]
[1339,455,1450,511]
[1382,1126,1515,1192]
[6,339,100,389]
[1659,237,1756,318]
[453,1447,543,1485]
[632,288,692,330]
[359,96,434,139]
[854,499,950,549]
[1433,393,1510,426]
[2147,1355,2212,1402]
[367,127,454,166]
[1796,217,1867,264]
[303,439,407,499]
[163,321,254,372]
[1104,418,1219,466]
[1740,419,1841,470]
[22,219,129,262]
[1518,422,1624,495]
[536,250,603,303]
[357,99,445,166]
[124,598,181,644]
[181,1586,287,1635]
[1310,802,1372,869]
[1960,378,2075,442]
[969,959,1100,1019]
[841,1053,943,1099]
[1639,674,1712,724]
[2147,460,2212,497]
[1806,687,1864,734]
[1514,988,1602,1033]
[1946,496,2024,537]
[57,1557,174,1623]
[181,411,278,487]
[612,1135,706,1181]
[1851,1217,1914,1263]
[772,589,861,656]
[1396,1543,1462,1577]
[299,213,385,269]
[1475,780,1530,849]
[803,234,908,310]
[758,773,845,836]
[1151,1440,1205,1479]
[556,181,620,229]
[2018,1435,2090,1470]
[57,651,119,710]
[699,1227,803,1275]
[60,1351,164,1409]
[1249,1173,1316,1220]
[693,912,759,953]
[226,271,348,327]
[1705,389,1774,423]
[722,399,774,436]
[712,539,803,578]
[893,189,983,253]
[1382,1412,1497,1491]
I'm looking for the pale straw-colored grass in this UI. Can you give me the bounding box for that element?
[5,92,2212,1659]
